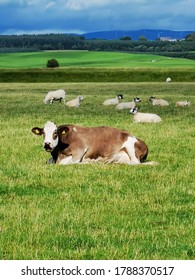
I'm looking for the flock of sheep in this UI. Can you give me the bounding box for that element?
[43,77,191,124]
[102,93,191,123]
[43,89,84,108]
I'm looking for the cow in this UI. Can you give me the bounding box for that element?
[31,121,157,165]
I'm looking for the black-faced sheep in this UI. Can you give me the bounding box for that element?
[149,96,169,106]
[115,97,141,110]
[103,94,123,105]
[175,100,191,107]
[130,107,162,123]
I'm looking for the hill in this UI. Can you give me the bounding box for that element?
[83,29,193,41]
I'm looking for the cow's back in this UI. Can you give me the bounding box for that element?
[83,126,130,159]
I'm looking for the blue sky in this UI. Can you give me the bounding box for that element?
[0,0,195,35]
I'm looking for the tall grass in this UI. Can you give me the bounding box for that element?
[0,82,194,260]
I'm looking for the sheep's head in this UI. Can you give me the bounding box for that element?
[117,94,124,100]
[149,96,155,102]
[134,97,141,103]
[129,107,138,115]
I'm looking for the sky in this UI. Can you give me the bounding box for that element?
[0,0,195,35]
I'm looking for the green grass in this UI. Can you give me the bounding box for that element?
[1,67,195,83]
[1,51,195,68]
[1,51,195,83]
[0,82,195,260]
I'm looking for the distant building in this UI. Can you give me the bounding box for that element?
[160,37,177,42]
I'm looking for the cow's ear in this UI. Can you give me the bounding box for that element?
[57,126,69,136]
[31,127,43,135]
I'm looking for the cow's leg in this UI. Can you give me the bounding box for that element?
[57,149,88,165]
[47,157,55,164]
[69,147,88,163]
[122,136,140,164]
[58,155,74,165]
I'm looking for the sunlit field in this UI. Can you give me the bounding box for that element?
[0,82,194,260]
[1,51,195,68]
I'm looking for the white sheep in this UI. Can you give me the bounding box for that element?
[130,107,162,123]
[175,100,191,107]
[166,77,171,82]
[65,96,84,108]
[116,97,141,110]
[103,94,123,106]
[149,96,169,106]
[43,89,66,104]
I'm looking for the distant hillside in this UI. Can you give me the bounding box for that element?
[83,29,193,41]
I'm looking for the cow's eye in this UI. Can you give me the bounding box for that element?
[53,131,57,139]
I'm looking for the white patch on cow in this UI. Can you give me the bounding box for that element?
[107,150,131,164]
[59,156,73,165]
[122,136,140,164]
[43,121,58,150]
[73,127,77,132]
[59,155,82,165]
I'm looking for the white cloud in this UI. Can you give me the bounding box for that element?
[0,0,50,6]
[45,1,55,10]
[1,27,84,35]
[65,0,130,10]
[0,0,195,35]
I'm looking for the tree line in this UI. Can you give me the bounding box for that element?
[0,33,195,59]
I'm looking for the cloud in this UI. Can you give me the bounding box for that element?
[45,1,55,10]
[0,0,195,35]
[65,0,129,11]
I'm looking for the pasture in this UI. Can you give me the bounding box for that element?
[0,82,194,260]
[1,51,195,69]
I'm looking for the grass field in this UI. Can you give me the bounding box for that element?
[1,51,195,68]
[0,82,194,260]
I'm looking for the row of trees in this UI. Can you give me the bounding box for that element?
[0,33,195,59]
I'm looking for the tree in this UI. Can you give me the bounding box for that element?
[138,35,147,41]
[185,32,195,41]
[120,36,132,41]
[46,59,59,68]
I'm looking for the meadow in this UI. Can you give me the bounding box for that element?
[1,51,195,69]
[0,81,194,260]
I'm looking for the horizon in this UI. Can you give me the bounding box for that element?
[0,28,193,41]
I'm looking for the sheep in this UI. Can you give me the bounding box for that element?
[149,96,169,106]
[166,77,171,82]
[65,96,84,108]
[130,107,162,123]
[175,100,191,107]
[103,94,123,106]
[116,97,141,110]
[43,89,66,104]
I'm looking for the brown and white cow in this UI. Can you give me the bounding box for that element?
[32,121,156,165]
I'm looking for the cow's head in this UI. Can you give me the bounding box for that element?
[32,121,58,152]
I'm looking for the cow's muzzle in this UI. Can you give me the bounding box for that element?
[44,143,52,152]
